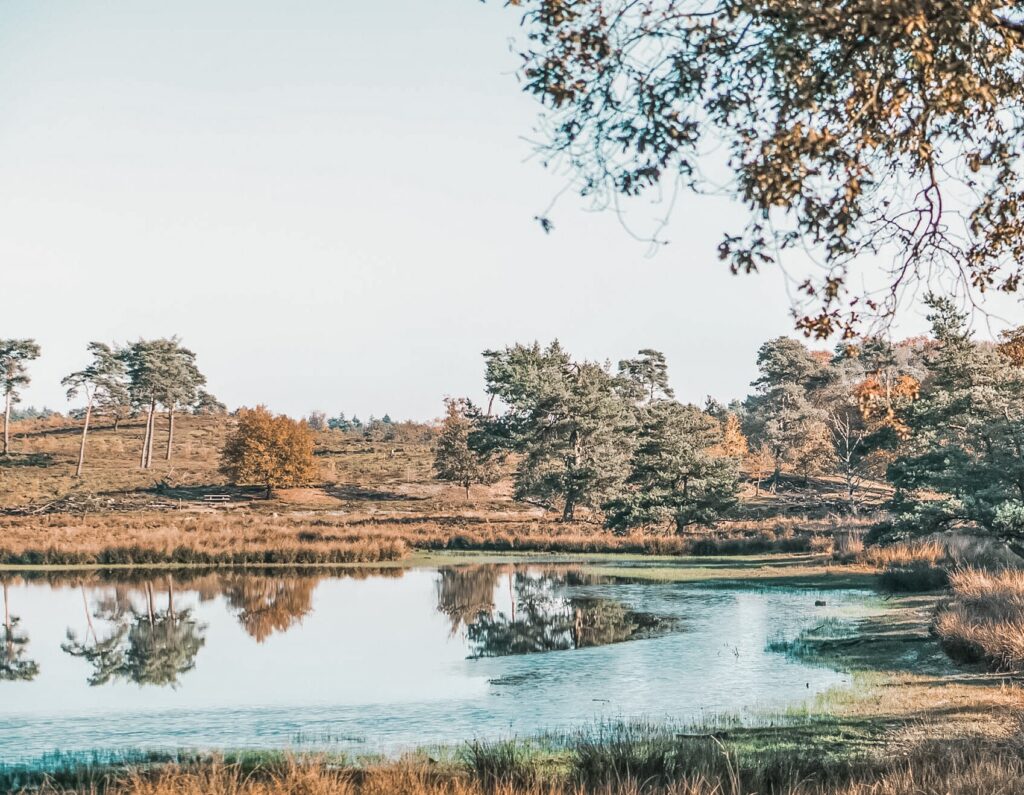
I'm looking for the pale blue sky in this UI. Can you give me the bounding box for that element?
[1,1,1015,420]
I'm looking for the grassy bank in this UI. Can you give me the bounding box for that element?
[7,732,1022,795]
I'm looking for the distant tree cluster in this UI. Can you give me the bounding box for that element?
[437,344,741,531]
[315,411,395,436]
[0,336,223,477]
[433,314,1024,543]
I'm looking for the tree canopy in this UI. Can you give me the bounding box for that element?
[501,0,1024,335]
[221,406,319,497]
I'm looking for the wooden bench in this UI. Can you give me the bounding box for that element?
[202,494,231,503]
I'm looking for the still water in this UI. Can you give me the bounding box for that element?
[0,563,872,765]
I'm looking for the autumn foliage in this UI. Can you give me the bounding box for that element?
[221,407,318,497]
[853,373,920,440]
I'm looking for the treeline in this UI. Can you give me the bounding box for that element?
[0,337,224,476]
[435,297,1024,545]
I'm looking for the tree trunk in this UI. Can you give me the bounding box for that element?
[75,398,93,478]
[113,416,120,433]
[2,392,11,456]
[145,401,156,469]
[464,483,471,500]
[562,495,576,522]
[266,483,273,499]
[139,403,153,468]
[81,585,97,644]
[165,409,174,462]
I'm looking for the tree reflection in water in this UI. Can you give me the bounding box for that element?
[1,580,39,681]
[55,567,668,685]
[435,566,503,635]
[63,576,206,687]
[222,575,317,643]
[436,566,669,658]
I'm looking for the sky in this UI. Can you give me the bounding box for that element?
[1,1,1019,421]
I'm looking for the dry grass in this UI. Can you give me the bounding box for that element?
[860,540,951,568]
[0,415,438,509]
[24,743,1024,795]
[935,567,1024,671]
[0,513,407,565]
[0,510,864,566]
[854,540,954,592]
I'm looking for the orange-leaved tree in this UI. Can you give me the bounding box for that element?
[220,406,318,498]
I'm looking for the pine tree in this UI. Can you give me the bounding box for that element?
[886,296,1024,546]
[481,342,633,521]
[605,401,739,533]
[62,343,129,477]
[0,339,41,456]
[617,349,674,403]
[434,398,497,498]
[121,338,206,468]
[192,390,227,416]
[743,337,832,489]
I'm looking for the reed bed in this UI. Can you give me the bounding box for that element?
[0,511,847,565]
[935,567,1024,671]
[0,513,408,566]
[854,539,955,592]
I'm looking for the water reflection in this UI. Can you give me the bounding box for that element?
[221,575,317,643]
[29,566,670,688]
[2,581,39,681]
[63,578,206,687]
[1,566,871,767]
[436,567,671,657]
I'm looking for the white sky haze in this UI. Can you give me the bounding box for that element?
[1,1,1018,420]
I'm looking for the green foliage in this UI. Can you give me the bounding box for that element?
[743,338,833,486]
[617,348,674,403]
[605,401,738,533]
[434,398,498,497]
[886,296,1024,545]
[0,338,41,455]
[62,343,129,413]
[192,390,227,416]
[0,339,41,403]
[121,338,206,413]
[481,342,633,521]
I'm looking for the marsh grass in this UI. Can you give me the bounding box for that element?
[16,734,1024,795]
[0,511,857,566]
[854,540,955,592]
[935,567,1024,671]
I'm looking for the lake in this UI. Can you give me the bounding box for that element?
[0,562,874,766]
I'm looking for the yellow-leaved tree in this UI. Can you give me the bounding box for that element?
[221,406,318,498]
